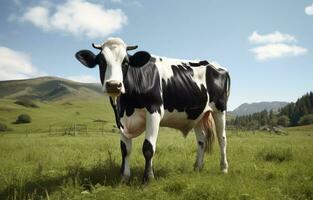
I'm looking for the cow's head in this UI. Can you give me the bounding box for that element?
[75,37,138,97]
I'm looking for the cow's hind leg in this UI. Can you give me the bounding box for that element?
[120,134,132,182]
[142,112,161,184]
[194,124,206,170]
[213,111,228,173]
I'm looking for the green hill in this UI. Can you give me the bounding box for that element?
[0,77,115,134]
[0,76,103,101]
[231,101,289,116]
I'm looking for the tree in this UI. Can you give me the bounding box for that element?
[277,115,290,127]
[260,110,269,126]
[298,114,313,125]
[269,110,277,127]
[247,120,259,130]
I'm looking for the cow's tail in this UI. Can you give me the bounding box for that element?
[201,111,216,153]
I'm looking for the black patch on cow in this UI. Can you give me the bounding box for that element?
[120,140,127,175]
[142,139,154,183]
[189,60,209,67]
[118,52,162,117]
[159,58,163,61]
[206,64,230,111]
[121,57,129,78]
[110,97,123,129]
[96,54,107,85]
[162,65,208,120]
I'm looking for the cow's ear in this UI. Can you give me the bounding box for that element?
[75,50,97,68]
[129,51,151,68]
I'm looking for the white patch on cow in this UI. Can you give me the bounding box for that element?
[98,37,127,93]
[153,55,174,84]
[160,110,201,135]
[210,61,228,71]
[153,56,192,81]
[192,66,207,89]
[120,108,146,139]
[145,112,161,152]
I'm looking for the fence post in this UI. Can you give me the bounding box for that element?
[74,123,77,136]
[49,125,52,136]
[102,122,104,135]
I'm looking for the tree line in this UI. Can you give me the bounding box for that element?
[229,92,313,129]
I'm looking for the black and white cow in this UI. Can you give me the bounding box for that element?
[75,37,230,183]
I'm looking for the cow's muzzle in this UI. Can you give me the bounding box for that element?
[105,80,123,96]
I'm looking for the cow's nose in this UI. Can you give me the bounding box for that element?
[105,81,122,93]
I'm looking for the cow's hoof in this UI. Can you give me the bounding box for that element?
[142,172,155,184]
[221,168,228,174]
[220,161,228,174]
[193,163,203,171]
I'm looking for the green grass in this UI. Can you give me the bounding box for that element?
[1,127,313,199]
[1,99,313,199]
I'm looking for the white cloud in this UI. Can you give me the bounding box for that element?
[0,46,44,81]
[20,0,127,38]
[66,75,98,83]
[21,6,51,30]
[249,31,296,44]
[250,43,308,61]
[305,4,313,15]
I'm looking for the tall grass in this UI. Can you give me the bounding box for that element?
[257,146,293,162]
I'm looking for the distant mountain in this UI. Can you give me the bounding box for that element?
[0,76,103,101]
[231,101,289,116]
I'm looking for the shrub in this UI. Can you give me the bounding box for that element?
[15,99,39,108]
[257,147,292,163]
[277,115,290,127]
[15,114,32,124]
[0,122,9,131]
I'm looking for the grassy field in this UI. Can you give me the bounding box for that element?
[1,99,313,199]
[0,98,115,134]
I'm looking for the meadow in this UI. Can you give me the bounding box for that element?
[0,99,313,199]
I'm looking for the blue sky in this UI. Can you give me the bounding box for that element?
[0,0,312,110]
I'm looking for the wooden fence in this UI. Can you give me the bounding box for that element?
[1,122,119,136]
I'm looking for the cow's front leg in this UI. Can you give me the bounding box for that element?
[142,112,161,184]
[120,133,132,182]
